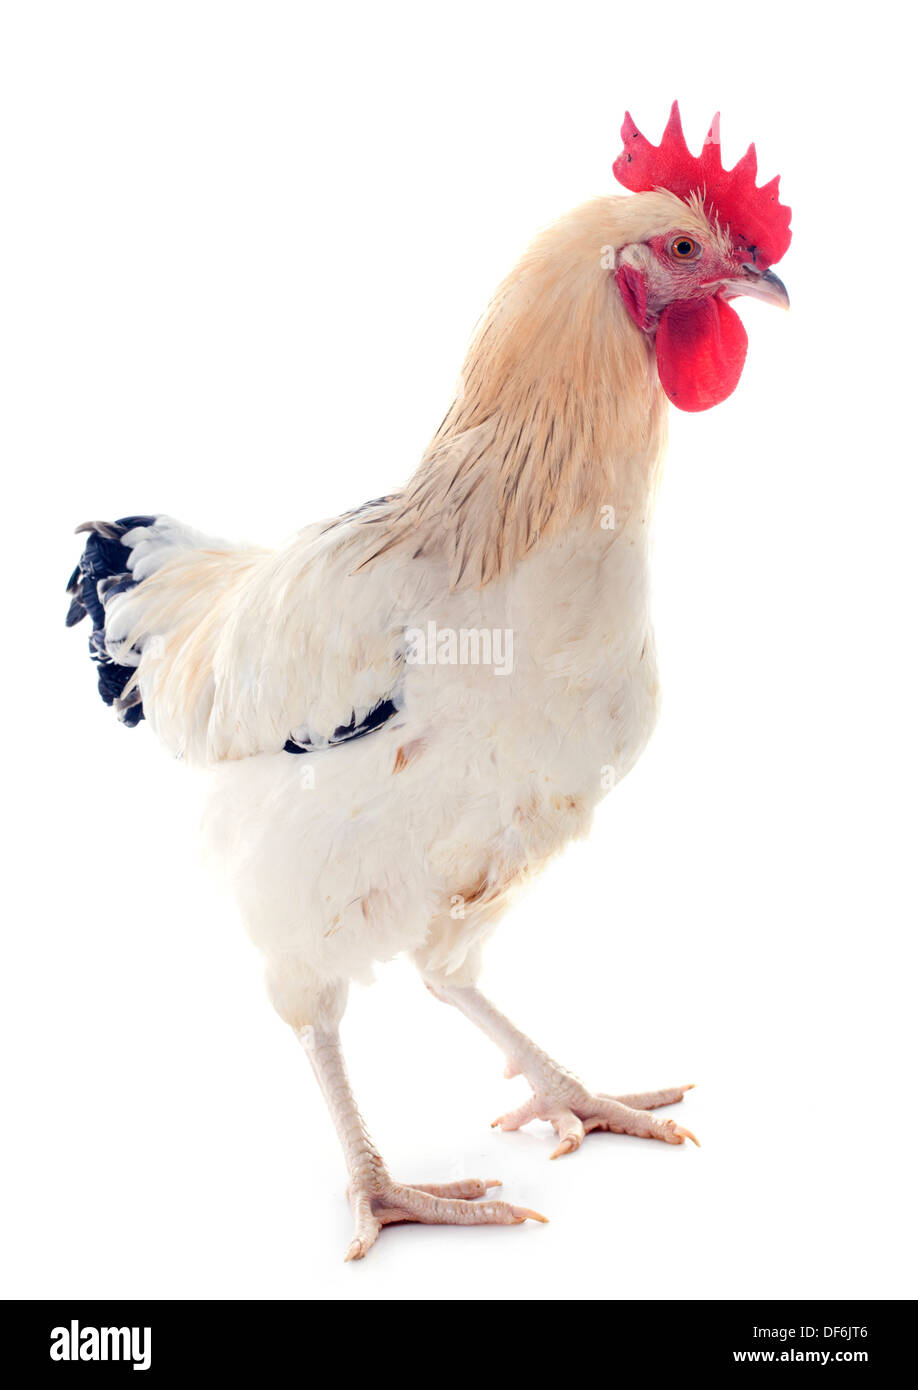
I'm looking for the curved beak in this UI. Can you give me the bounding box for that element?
[720,264,790,310]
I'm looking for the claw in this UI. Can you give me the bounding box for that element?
[511,1206,549,1224]
[550,1137,578,1159]
[549,1108,585,1159]
[492,1097,537,1132]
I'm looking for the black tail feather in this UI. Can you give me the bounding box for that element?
[66,515,156,728]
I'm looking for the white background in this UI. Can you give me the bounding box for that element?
[2,1,916,1301]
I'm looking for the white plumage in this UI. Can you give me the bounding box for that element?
[114,502,659,1005]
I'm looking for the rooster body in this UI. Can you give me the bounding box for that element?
[68,112,791,1257]
[156,501,657,1010]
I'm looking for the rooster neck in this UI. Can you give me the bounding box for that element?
[357,197,671,590]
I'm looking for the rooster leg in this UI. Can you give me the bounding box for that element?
[425,982,698,1157]
[297,1024,547,1260]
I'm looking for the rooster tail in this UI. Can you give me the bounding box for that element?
[67,514,271,760]
[65,515,157,726]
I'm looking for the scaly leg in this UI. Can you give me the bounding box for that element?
[425,982,698,1157]
[297,1024,547,1260]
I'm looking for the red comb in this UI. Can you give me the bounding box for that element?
[613,102,791,268]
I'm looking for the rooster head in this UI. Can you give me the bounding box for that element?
[612,102,791,412]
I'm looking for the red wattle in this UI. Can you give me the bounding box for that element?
[655,296,748,412]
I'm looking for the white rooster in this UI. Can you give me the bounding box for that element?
[67,103,791,1259]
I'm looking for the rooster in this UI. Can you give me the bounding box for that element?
[66,103,791,1260]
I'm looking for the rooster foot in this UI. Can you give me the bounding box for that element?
[344,1175,547,1261]
[493,1080,699,1157]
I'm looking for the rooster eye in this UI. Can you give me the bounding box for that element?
[670,236,700,260]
